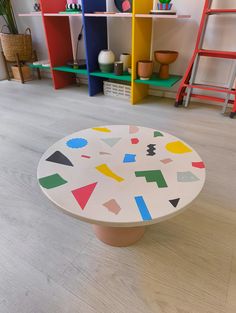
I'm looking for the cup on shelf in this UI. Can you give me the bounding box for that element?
[137,60,153,80]
[120,53,131,72]
[114,61,124,76]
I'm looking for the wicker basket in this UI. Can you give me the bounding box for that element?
[104,81,131,99]
[0,28,33,62]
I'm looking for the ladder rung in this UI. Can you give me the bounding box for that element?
[184,93,234,104]
[184,83,236,95]
[207,9,236,15]
[198,49,236,59]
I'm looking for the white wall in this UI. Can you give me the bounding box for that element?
[1,0,236,95]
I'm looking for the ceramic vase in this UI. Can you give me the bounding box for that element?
[154,50,178,79]
[98,50,115,73]
[137,60,153,80]
[120,53,131,72]
[33,1,41,12]
[66,0,80,11]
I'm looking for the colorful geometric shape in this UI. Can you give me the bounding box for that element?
[192,161,205,169]
[129,126,139,134]
[72,182,97,210]
[135,170,168,188]
[103,199,122,215]
[92,127,111,133]
[166,141,192,154]
[123,154,136,163]
[160,158,173,164]
[101,138,122,148]
[66,138,88,149]
[177,171,200,182]
[169,198,180,208]
[99,152,111,155]
[46,151,73,167]
[96,164,124,182]
[147,144,156,156]
[134,196,152,221]
[81,155,91,159]
[154,131,164,137]
[131,138,139,145]
[39,174,67,189]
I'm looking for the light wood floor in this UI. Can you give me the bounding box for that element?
[0,79,235,313]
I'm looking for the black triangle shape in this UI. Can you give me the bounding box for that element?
[169,198,180,208]
[46,151,73,167]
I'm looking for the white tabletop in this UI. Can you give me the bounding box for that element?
[37,126,206,226]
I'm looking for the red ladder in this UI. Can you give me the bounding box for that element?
[175,0,236,119]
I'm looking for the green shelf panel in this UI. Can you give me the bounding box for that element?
[135,74,182,88]
[29,64,51,70]
[90,71,131,82]
[53,66,88,75]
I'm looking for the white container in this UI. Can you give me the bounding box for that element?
[104,81,131,100]
[120,53,131,72]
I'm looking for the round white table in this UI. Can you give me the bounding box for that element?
[37,125,206,246]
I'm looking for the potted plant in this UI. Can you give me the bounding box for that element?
[0,0,33,82]
[158,0,173,10]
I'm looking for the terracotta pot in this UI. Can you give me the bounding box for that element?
[137,60,153,80]
[98,50,115,73]
[154,50,178,79]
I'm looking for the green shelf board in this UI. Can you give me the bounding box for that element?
[29,64,51,70]
[53,66,88,75]
[90,71,131,82]
[135,74,182,88]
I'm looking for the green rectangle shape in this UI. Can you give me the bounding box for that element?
[53,66,88,75]
[39,174,67,189]
[90,71,131,82]
[29,64,51,70]
[135,74,182,88]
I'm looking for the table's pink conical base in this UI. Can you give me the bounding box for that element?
[93,225,146,247]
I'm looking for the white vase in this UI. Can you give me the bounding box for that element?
[120,53,131,72]
[98,50,115,73]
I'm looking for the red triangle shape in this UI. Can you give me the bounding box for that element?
[72,183,97,210]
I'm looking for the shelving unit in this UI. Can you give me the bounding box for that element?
[19,0,190,105]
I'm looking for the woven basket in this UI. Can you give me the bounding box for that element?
[0,28,33,62]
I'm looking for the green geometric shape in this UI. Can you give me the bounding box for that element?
[135,170,168,188]
[39,174,67,189]
[154,131,164,137]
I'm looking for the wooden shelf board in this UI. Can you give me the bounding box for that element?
[85,13,132,18]
[44,13,82,17]
[53,66,88,75]
[135,14,191,19]
[29,64,51,70]
[90,71,131,82]
[135,74,182,88]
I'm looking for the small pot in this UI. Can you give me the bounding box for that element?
[137,60,153,80]
[120,53,131,72]
[98,50,115,73]
[114,61,123,76]
[157,3,173,10]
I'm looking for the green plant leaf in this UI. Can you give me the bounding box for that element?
[0,0,18,34]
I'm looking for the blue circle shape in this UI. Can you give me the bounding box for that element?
[66,138,88,149]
